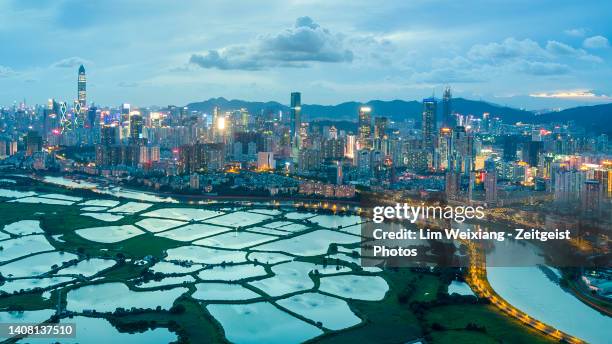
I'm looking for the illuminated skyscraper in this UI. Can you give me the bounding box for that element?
[345,134,356,160]
[374,117,388,140]
[78,65,86,108]
[130,113,143,143]
[422,97,437,153]
[290,92,301,147]
[358,106,372,149]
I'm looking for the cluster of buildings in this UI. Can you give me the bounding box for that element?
[0,66,610,211]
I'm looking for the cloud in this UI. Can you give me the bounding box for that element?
[411,56,485,83]
[411,68,484,83]
[189,17,353,70]
[583,35,609,49]
[545,40,602,62]
[0,65,16,78]
[190,49,264,71]
[467,38,548,62]
[564,28,587,37]
[51,56,91,68]
[530,90,611,100]
[413,38,583,83]
[515,61,570,76]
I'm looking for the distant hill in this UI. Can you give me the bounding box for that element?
[533,103,612,135]
[185,97,611,134]
[450,98,534,123]
[185,97,286,116]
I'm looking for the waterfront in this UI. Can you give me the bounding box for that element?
[487,240,612,343]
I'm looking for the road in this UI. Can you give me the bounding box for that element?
[464,241,585,344]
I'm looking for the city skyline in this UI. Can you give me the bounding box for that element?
[0,1,611,109]
[0,3,610,344]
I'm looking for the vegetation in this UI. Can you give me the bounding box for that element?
[0,180,561,343]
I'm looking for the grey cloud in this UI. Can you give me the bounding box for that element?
[411,67,485,84]
[516,61,570,76]
[190,48,265,71]
[452,38,601,78]
[545,41,602,62]
[414,56,485,83]
[189,17,353,71]
[467,38,547,62]
[583,35,609,49]
[411,37,586,84]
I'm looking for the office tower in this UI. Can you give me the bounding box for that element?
[180,107,188,120]
[87,106,97,128]
[345,134,356,160]
[121,104,130,124]
[503,135,518,161]
[522,141,543,167]
[322,138,345,160]
[358,106,372,149]
[26,131,43,156]
[374,117,388,139]
[212,106,229,143]
[290,92,302,147]
[130,113,143,143]
[437,127,452,171]
[356,149,372,174]
[120,104,130,140]
[78,65,86,108]
[442,86,454,128]
[101,125,118,146]
[482,112,490,132]
[422,97,437,154]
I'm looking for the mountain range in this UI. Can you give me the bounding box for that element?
[186,97,612,135]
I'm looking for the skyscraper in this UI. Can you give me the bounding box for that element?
[422,97,437,153]
[78,65,86,109]
[290,92,301,147]
[26,131,42,156]
[442,86,453,128]
[485,171,498,205]
[129,113,143,143]
[358,106,372,149]
[374,117,388,140]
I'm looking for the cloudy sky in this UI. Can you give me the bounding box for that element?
[1,0,611,109]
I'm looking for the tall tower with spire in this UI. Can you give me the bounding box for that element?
[442,86,453,128]
[78,65,86,109]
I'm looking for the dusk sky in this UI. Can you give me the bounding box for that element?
[1,0,611,110]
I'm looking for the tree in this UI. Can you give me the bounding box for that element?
[170,304,186,314]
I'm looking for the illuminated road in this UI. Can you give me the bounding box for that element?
[464,241,585,344]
